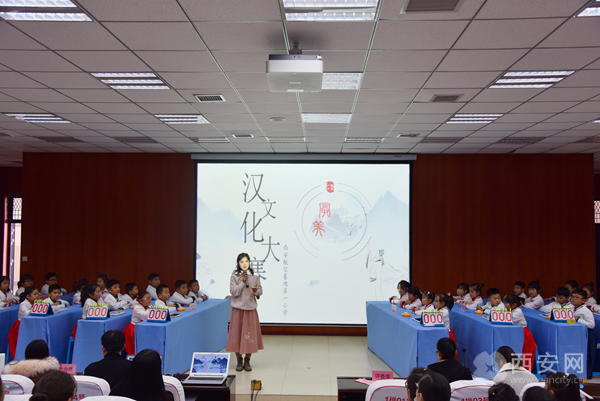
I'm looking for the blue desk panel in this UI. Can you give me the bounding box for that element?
[15,306,82,363]
[0,305,19,354]
[62,292,75,305]
[135,299,229,373]
[522,308,587,378]
[72,308,133,372]
[366,301,448,377]
[450,308,524,379]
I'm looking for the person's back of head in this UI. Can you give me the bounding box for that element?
[523,387,557,401]
[495,345,522,368]
[29,371,76,401]
[101,330,126,354]
[551,374,580,401]
[489,383,519,401]
[111,349,166,401]
[406,367,425,401]
[436,337,456,361]
[417,371,450,401]
[25,339,50,360]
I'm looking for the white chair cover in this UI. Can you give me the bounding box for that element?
[4,395,32,401]
[450,379,493,401]
[73,375,111,399]
[82,397,137,401]
[365,379,408,401]
[163,375,185,401]
[1,374,34,395]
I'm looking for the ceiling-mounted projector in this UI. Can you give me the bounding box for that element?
[266,54,323,93]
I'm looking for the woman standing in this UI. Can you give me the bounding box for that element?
[226,253,264,371]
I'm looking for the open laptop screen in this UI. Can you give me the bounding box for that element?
[190,353,229,375]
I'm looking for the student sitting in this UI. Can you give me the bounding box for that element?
[47,284,69,312]
[0,275,18,306]
[105,279,129,310]
[155,284,177,313]
[477,287,505,314]
[583,282,597,306]
[40,272,67,296]
[571,289,596,379]
[565,280,578,298]
[417,371,451,401]
[188,279,208,301]
[110,349,167,401]
[2,339,60,383]
[96,273,109,302]
[146,273,160,300]
[29,371,77,401]
[123,291,152,355]
[504,295,527,327]
[492,346,538,396]
[390,280,410,306]
[545,372,581,400]
[84,330,132,389]
[72,279,88,305]
[406,367,426,401]
[122,282,139,306]
[414,291,435,315]
[8,287,39,359]
[171,280,195,305]
[403,286,422,311]
[82,284,102,318]
[451,282,471,303]
[465,283,484,309]
[427,337,472,383]
[513,281,527,301]
[434,293,453,329]
[522,386,556,401]
[15,273,34,297]
[488,383,519,401]
[540,287,570,313]
[523,280,544,310]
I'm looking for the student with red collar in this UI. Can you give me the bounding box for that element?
[105,280,129,310]
[540,287,570,313]
[523,280,544,310]
[0,276,18,306]
[390,280,410,307]
[465,283,484,309]
[403,286,423,311]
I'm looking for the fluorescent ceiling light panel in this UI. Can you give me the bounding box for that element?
[100,79,163,84]
[322,73,363,90]
[286,11,375,20]
[0,0,76,6]
[110,85,169,90]
[489,84,553,89]
[155,114,210,124]
[593,120,600,123]
[302,113,352,123]
[344,137,383,143]
[283,0,378,7]
[0,11,91,20]
[447,113,502,124]
[495,78,563,84]
[192,137,230,143]
[503,71,574,77]
[490,71,573,89]
[266,137,306,143]
[4,112,70,123]
[495,137,545,145]
[454,114,503,117]
[91,73,156,78]
[578,7,600,17]
[420,137,462,144]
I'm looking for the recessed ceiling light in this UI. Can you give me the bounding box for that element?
[495,78,563,84]
[283,0,378,7]
[420,137,462,144]
[593,120,600,123]
[191,137,231,143]
[0,11,91,20]
[100,79,164,84]
[446,113,502,124]
[110,85,169,90]
[0,0,76,6]
[91,72,169,90]
[578,7,600,17]
[322,73,363,90]
[155,114,210,124]
[489,84,553,89]
[285,12,375,21]
[344,137,383,143]
[503,71,574,77]
[270,117,287,122]
[495,137,545,145]
[490,71,574,89]
[113,137,158,144]
[91,72,156,78]
[4,113,71,123]
[284,0,378,21]
[302,113,352,123]
[266,137,305,143]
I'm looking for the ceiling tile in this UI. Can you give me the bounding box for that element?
[563,102,600,114]
[192,103,249,114]
[138,103,200,115]
[203,113,255,123]
[227,73,268,90]
[352,114,402,123]
[246,103,299,114]
[373,20,468,50]
[57,51,150,72]
[454,19,564,49]
[57,89,130,103]
[511,101,578,114]
[287,22,375,51]
[361,72,429,89]
[1,88,75,102]
[454,102,522,114]
[104,22,205,51]
[301,102,354,113]
[366,50,446,72]
[29,103,96,114]
[353,103,409,114]
[470,88,542,103]
[78,0,188,21]
[475,0,587,19]
[193,22,286,51]
[530,87,600,102]
[23,72,107,89]
[554,70,600,88]
[399,114,450,124]
[0,23,45,50]
[116,90,187,103]
[0,101,47,113]
[237,89,297,103]
[135,51,220,73]
[84,102,148,114]
[299,91,357,102]
[511,48,600,72]
[405,103,465,114]
[424,71,500,89]
[0,50,80,72]
[543,113,598,123]
[0,72,45,88]
[254,113,301,123]
[319,51,368,72]
[494,113,554,123]
[213,51,284,73]
[437,49,529,72]
[180,0,282,22]
[413,88,480,102]
[160,72,231,89]
[379,0,483,20]
[539,17,600,48]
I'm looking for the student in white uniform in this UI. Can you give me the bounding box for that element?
[452,282,471,303]
[15,274,34,297]
[583,283,597,307]
[414,291,435,315]
[188,279,208,302]
[477,287,505,314]
[146,273,160,300]
[105,280,129,310]
[121,282,139,306]
[465,283,485,309]
[47,284,69,312]
[540,287,571,313]
[95,274,110,303]
[171,280,195,306]
[513,281,527,301]
[523,280,544,310]
[434,293,452,329]
[123,291,152,355]
[18,287,39,320]
[403,286,423,311]
[504,294,527,327]
[390,280,410,307]
[40,272,67,296]
[154,284,177,313]
[571,289,596,380]
[81,284,102,318]
[0,276,19,307]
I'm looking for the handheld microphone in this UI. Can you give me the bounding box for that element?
[244,271,249,288]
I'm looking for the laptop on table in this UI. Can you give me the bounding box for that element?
[182,352,230,385]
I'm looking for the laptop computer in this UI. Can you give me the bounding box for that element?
[182,352,230,385]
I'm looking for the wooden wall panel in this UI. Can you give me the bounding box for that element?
[412,154,596,299]
[21,153,195,292]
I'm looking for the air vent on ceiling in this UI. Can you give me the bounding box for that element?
[232,134,254,138]
[577,137,600,143]
[397,133,419,138]
[266,137,305,143]
[404,0,462,12]
[113,137,158,144]
[192,137,231,143]
[344,137,384,143]
[420,137,462,144]
[431,94,462,103]
[34,136,84,143]
[495,137,545,145]
[195,94,226,102]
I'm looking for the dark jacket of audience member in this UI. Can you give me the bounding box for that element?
[29,370,76,401]
[110,349,167,401]
[417,371,451,401]
[427,338,473,383]
[84,330,131,389]
[2,339,60,383]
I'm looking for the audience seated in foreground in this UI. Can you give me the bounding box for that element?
[2,340,60,383]
[522,386,557,401]
[427,338,472,383]
[84,330,132,389]
[545,372,580,401]
[488,383,519,401]
[29,370,77,401]
[110,349,167,401]
[0,376,4,401]
[492,346,538,396]
[417,371,451,401]
[406,367,425,401]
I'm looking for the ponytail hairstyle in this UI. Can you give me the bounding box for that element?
[137,290,149,303]
[20,286,38,303]
[495,345,522,368]
[234,252,254,275]
[407,286,422,300]
[436,292,453,310]
[488,383,519,401]
[29,370,76,401]
[504,294,523,310]
[470,283,484,295]
[457,282,469,293]
[406,368,426,400]
[583,282,595,298]
[527,280,541,292]
[75,279,88,293]
[81,283,100,305]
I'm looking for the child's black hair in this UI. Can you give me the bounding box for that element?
[73,279,89,293]
[527,280,541,291]
[234,253,255,275]
[495,345,522,368]
[137,290,149,302]
[96,274,109,285]
[17,274,33,288]
[0,276,9,285]
[565,280,578,290]
[457,282,469,293]
[470,283,484,293]
[125,282,137,295]
[487,287,500,298]
[406,286,422,300]
[188,279,198,287]
[397,280,410,290]
[156,284,169,295]
[45,272,57,281]
[572,289,587,299]
[81,284,100,305]
[555,286,570,298]
[422,291,435,303]
[514,281,526,289]
[583,282,595,296]
[20,286,38,303]
[504,294,523,309]
[148,273,160,281]
[488,383,519,401]
[175,280,186,290]
[106,279,119,289]
[48,284,61,294]
[435,292,453,310]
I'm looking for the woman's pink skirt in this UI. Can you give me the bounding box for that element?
[226,308,264,354]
